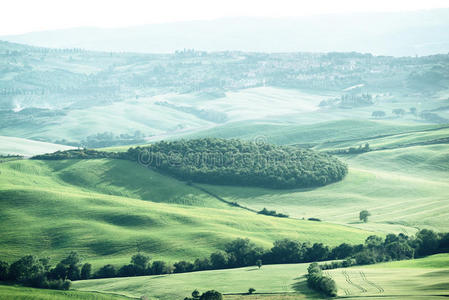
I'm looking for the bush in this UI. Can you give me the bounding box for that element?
[61,280,72,290]
[258,208,288,218]
[308,218,321,222]
[199,290,223,300]
[306,263,337,297]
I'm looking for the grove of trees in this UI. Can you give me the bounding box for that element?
[126,138,348,189]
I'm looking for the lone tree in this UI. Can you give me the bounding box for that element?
[256,259,262,269]
[248,288,256,294]
[359,210,371,223]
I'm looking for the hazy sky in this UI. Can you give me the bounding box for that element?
[1,0,449,35]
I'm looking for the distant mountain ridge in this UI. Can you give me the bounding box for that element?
[2,9,449,56]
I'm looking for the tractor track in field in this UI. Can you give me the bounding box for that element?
[342,270,367,293]
[327,271,351,296]
[359,271,384,293]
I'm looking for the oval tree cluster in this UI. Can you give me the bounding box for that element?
[126,138,347,189]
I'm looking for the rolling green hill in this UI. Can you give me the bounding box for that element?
[72,254,449,300]
[99,119,446,152]
[0,284,129,300]
[0,159,372,268]
[184,119,405,142]
[198,143,449,233]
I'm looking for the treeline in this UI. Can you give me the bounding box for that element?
[90,229,449,279]
[258,207,289,218]
[32,149,122,160]
[0,252,85,290]
[55,131,148,148]
[328,143,370,155]
[126,138,348,189]
[307,263,337,297]
[0,154,23,163]
[319,93,373,109]
[2,229,445,291]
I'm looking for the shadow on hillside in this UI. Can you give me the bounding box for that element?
[45,158,81,172]
[291,276,322,298]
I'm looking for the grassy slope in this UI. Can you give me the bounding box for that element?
[0,136,74,156]
[314,125,449,150]
[0,159,372,267]
[100,119,442,152]
[74,263,312,299]
[327,254,449,299]
[73,254,449,300]
[200,143,449,233]
[101,123,449,234]
[366,253,449,269]
[0,285,129,300]
[182,119,436,146]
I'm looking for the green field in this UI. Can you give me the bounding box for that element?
[327,254,449,299]
[183,119,439,146]
[199,142,449,233]
[73,262,313,299]
[0,159,372,267]
[0,284,129,300]
[0,136,73,156]
[72,254,449,300]
[366,253,449,269]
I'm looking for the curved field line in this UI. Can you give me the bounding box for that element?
[359,271,384,293]
[342,270,367,293]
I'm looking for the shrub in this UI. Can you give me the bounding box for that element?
[308,218,321,222]
[199,290,223,300]
[306,263,337,297]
